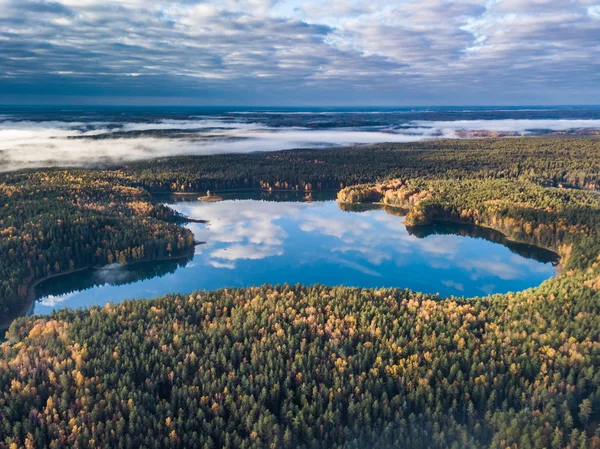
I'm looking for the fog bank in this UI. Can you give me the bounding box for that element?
[1,117,599,172]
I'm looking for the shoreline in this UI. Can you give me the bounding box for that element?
[0,248,198,333]
[152,187,340,196]
[173,216,209,224]
[339,200,564,271]
[2,186,570,333]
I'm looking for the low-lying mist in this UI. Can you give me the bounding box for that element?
[1,117,599,172]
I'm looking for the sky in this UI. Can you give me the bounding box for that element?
[0,0,599,105]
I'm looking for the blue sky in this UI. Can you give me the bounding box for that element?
[1,0,599,105]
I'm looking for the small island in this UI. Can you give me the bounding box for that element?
[197,190,223,202]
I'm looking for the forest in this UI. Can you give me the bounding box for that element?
[123,137,600,193]
[0,171,195,324]
[0,137,599,448]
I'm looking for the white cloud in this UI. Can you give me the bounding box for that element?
[299,214,373,239]
[209,260,235,269]
[0,0,598,103]
[442,280,464,292]
[588,5,600,19]
[172,200,305,268]
[211,244,283,261]
[411,119,600,134]
[459,259,522,280]
[39,292,78,307]
[332,245,392,265]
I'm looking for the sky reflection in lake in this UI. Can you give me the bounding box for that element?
[34,198,557,314]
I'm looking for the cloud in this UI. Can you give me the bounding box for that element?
[329,256,384,277]
[299,213,373,239]
[93,263,133,284]
[211,244,283,261]
[442,280,464,292]
[412,119,600,134]
[296,205,556,289]
[332,245,392,265]
[174,199,304,268]
[478,283,496,295]
[0,0,598,104]
[509,254,556,274]
[3,114,600,171]
[458,259,522,280]
[208,260,235,269]
[39,291,78,307]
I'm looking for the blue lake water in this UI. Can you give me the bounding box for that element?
[33,193,558,314]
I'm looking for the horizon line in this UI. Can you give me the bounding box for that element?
[1,104,600,109]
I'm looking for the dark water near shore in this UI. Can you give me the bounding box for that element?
[31,192,558,315]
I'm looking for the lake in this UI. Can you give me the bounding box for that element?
[32,191,558,314]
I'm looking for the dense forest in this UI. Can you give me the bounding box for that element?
[0,171,195,323]
[2,280,599,448]
[123,137,600,192]
[0,137,599,448]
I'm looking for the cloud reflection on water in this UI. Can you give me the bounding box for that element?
[34,198,557,313]
[172,199,555,293]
